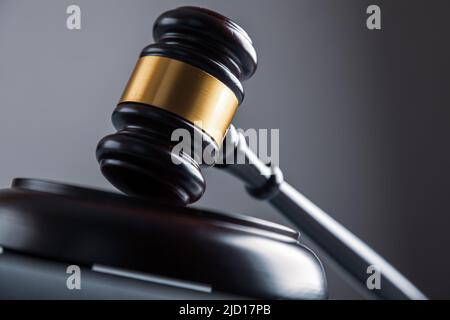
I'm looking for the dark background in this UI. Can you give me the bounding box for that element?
[0,0,449,299]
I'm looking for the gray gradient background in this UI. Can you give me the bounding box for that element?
[0,0,449,299]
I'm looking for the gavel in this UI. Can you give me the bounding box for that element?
[96,6,425,299]
[96,6,256,205]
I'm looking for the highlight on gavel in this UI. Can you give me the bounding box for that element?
[96,7,425,299]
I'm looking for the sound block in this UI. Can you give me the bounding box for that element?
[0,178,327,299]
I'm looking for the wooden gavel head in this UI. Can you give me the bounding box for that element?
[96,6,257,205]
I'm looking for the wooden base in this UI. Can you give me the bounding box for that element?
[0,178,327,299]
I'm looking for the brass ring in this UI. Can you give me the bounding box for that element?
[119,56,239,144]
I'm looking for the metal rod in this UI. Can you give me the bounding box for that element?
[218,126,426,300]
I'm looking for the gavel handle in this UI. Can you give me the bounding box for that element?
[218,127,426,300]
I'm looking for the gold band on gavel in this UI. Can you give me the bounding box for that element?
[119,55,239,144]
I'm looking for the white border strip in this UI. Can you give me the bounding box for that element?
[92,264,212,293]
